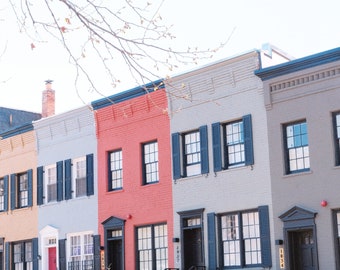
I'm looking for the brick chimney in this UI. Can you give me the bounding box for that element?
[42,80,55,118]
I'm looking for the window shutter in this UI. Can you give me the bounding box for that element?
[3,175,8,211]
[37,166,44,205]
[171,133,181,180]
[243,114,254,166]
[86,154,94,196]
[200,125,209,175]
[59,239,67,270]
[64,159,72,200]
[93,235,101,270]
[207,212,217,269]
[5,242,10,270]
[10,174,16,210]
[32,238,39,269]
[259,205,272,268]
[27,169,33,207]
[212,122,222,172]
[57,161,64,202]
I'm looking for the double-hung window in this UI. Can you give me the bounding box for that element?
[109,149,123,191]
[333,209,340,267]
[0,176,8,211]
[73,157,87,197]
[172,125,209,179]
[333,112,340,165]
[212,114,254,172]
[46,165,57,203]
[283,121,310,174]
[10,170,33,209]
[217,206,271,268]
[142,141,159,184]
[12,240,37,270]
[137,224,168,270]
[67,232,94,270]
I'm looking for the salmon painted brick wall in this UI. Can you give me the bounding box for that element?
[96,89,174,269]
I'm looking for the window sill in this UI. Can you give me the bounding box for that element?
[283,169,312,179]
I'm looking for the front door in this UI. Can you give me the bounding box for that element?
[289,230,316,270]
[48,247,57,270]
[107,239,123,270]
[183,227,203,269]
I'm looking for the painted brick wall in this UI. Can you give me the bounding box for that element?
[96,89,174,269]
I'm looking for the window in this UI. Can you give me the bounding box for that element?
[109,150,123,190]
[333,209,340,267]
[12,240,36,270]
[218,207,271,268]
[73,157,87,197]
[46,165,57,203]
[10,170,33,209]
[284,121,310,174]
[37,154,94,205]
[212,114,254,172]
[0,176,8,211]
[137,224,168,270]
[172,125,209,179]
[143,141,159,184]
[333,112,340,165]
[67,232,94,270]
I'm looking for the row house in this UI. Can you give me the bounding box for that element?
[0,123,39,270]
[92,81,175,270]
[33,105,99,270]
[166,47,291,270]
[256,47,340,270]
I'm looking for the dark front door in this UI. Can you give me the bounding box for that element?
[289,230,316,270]
[183,227,203,270]
[107,239,123,270]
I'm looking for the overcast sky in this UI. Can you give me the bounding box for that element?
[1,0,339,114]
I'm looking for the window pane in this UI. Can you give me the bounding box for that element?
[225,120,245,167]
[143,142,159,184]
[185,131,201,177]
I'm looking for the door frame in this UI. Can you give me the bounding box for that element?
[279,206,319,270]
[178,208,205,270]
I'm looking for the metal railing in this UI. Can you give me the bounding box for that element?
[68,260,94,270]
[188,266,206,270]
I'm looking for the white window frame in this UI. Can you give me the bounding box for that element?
[45,164,57,203]
[67,231,94,269]
[72,157,87,198]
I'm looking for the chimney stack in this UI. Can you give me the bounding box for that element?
[42,80,55,118]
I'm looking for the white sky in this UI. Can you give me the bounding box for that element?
[0,0,340,114]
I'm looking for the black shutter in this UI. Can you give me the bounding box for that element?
[10,174,16,210]
[5,242,10,270]
[243,114,254,165]
[3,175,8,211]
[200,125,209,175]
[37,166,44,205]
[212,122,222,172]
[64,159,72,200]
[32,238,38,269]
[207,212,217,269]
[259,205,272,268]
[171,133,181,180]
[59,239,67,270]
[86,154,94,196]
[27,169,33,207]
[57,161,64,202]
[93,235,101,270]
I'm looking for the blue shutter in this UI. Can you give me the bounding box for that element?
[59,239,66,270]
[5,242,10,270]
[64,159,72,200]
[3,175,8,211]
[212,122,222,172]
[171,133,181,180]
[10,174,16,210]
[207,212,217,269]
[27,169,33,207]
[200,125,209,175]
[243,114,254,165]
[37,166,44,205]
[32,238,38,269]
[93,235,101,270]
[86,154,94,196]
[57,161,64,202]
[259,205,272,268]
